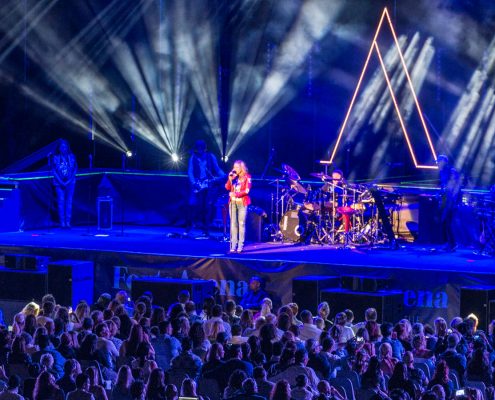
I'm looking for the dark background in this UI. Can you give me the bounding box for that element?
[1,0,494,186]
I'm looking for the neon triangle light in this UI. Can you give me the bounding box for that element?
[323,8,438,169]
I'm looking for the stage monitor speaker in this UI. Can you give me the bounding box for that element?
[320,288,404,323]
[460,286,495,331]
[246,206,265,243]
[5,254,50,270]
[292,275,340,314]
[47,260,94,307]
[341,275,391,292]
[0,266,47,301]
[131,278,215,309]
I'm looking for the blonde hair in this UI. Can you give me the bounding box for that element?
[22,302,40,317]
[234,160,248,175]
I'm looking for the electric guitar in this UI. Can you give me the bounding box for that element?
[193,176,224,193]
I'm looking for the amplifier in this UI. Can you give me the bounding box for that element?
[5,254,51,270]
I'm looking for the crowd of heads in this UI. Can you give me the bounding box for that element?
[0,291,494,400]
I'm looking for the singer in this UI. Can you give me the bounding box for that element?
[225,160,252,253]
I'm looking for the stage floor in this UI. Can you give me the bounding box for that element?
[0,226,493,275]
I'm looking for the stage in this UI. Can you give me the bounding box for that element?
[1,224,495,327]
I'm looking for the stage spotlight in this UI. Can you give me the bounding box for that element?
[222,155,229,162]
[171,153,179,162]
[125,150,133,158]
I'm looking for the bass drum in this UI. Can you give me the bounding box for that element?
[279,209,308,242]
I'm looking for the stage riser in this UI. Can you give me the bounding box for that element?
[1,245,495,329]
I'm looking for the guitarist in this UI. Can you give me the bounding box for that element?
[185,140,225,237]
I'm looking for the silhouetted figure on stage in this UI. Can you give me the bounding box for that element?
[437,154,461,252]
[49,139,77,228]
[185,140,225,237]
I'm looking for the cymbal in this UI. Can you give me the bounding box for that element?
[310,172,331,180]
[290,181,307,194]
[281,163,301,181]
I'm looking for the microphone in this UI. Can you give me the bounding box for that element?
[229,170,237,177]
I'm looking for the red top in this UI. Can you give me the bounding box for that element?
[225,173,252,206]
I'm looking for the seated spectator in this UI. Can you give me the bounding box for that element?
[210,344,253,390]
[163,384,177,400]
[205,305,232,339]
[223,370,247,399]
[111,366,133,400]
[57,332,78,359]
[314,380,345,400]
[271,349,319,390]
[67,373,94,400]
[150,307,166,329]
[8,335,32,366]
[427,360,454,399]
[466,347,492,386]
[299,310,322,342]
[179,378,203,400]
[433,318,449,357]
[200,342,225,377]
[56,359,80,395]
[240,310,255,336]
[40,354,58,379]
[360,356,387,393]
[188,321,210,361]
[86,366,108,400]
[253,366,274,399]
[412,334,434,360]
[150,320,181,372]
[334,312,354,343]
[317,302,333,331]
[231,324,249,345]
[376,322,404,361]
[129,380,145,400]
[33,371,64,400]
[378,342,398,377]
[247,336,266,366]
[169,337,202,381]
[402,351,428,389]
[270,380,291,400]
[354,308,378,332]
[32,335,66,379]
[438,334,466,385]
[145,368,166,400]
[95,323,119,371]
[290,374,316,400]
[387,362,415,399]
[0,374,23,400]
[394,322,412,352]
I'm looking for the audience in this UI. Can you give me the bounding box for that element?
[2,290,495,400]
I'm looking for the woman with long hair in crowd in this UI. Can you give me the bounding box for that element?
[145,368,166,400]
[200,342,225,378]
[180,378,203,400]
[87,366,108,400]
[387,361,416,399]
[33,371,64,400]
[427,359,454,399]
[120,324,147,358]
[270,380,291,400]
[8,335,32,366]
[111,365,134,400]
[225,159,252,253]
[189,321,210,361]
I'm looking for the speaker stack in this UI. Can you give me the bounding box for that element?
[292,274,404,323]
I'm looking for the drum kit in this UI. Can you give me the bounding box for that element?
[266,163,389,247]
